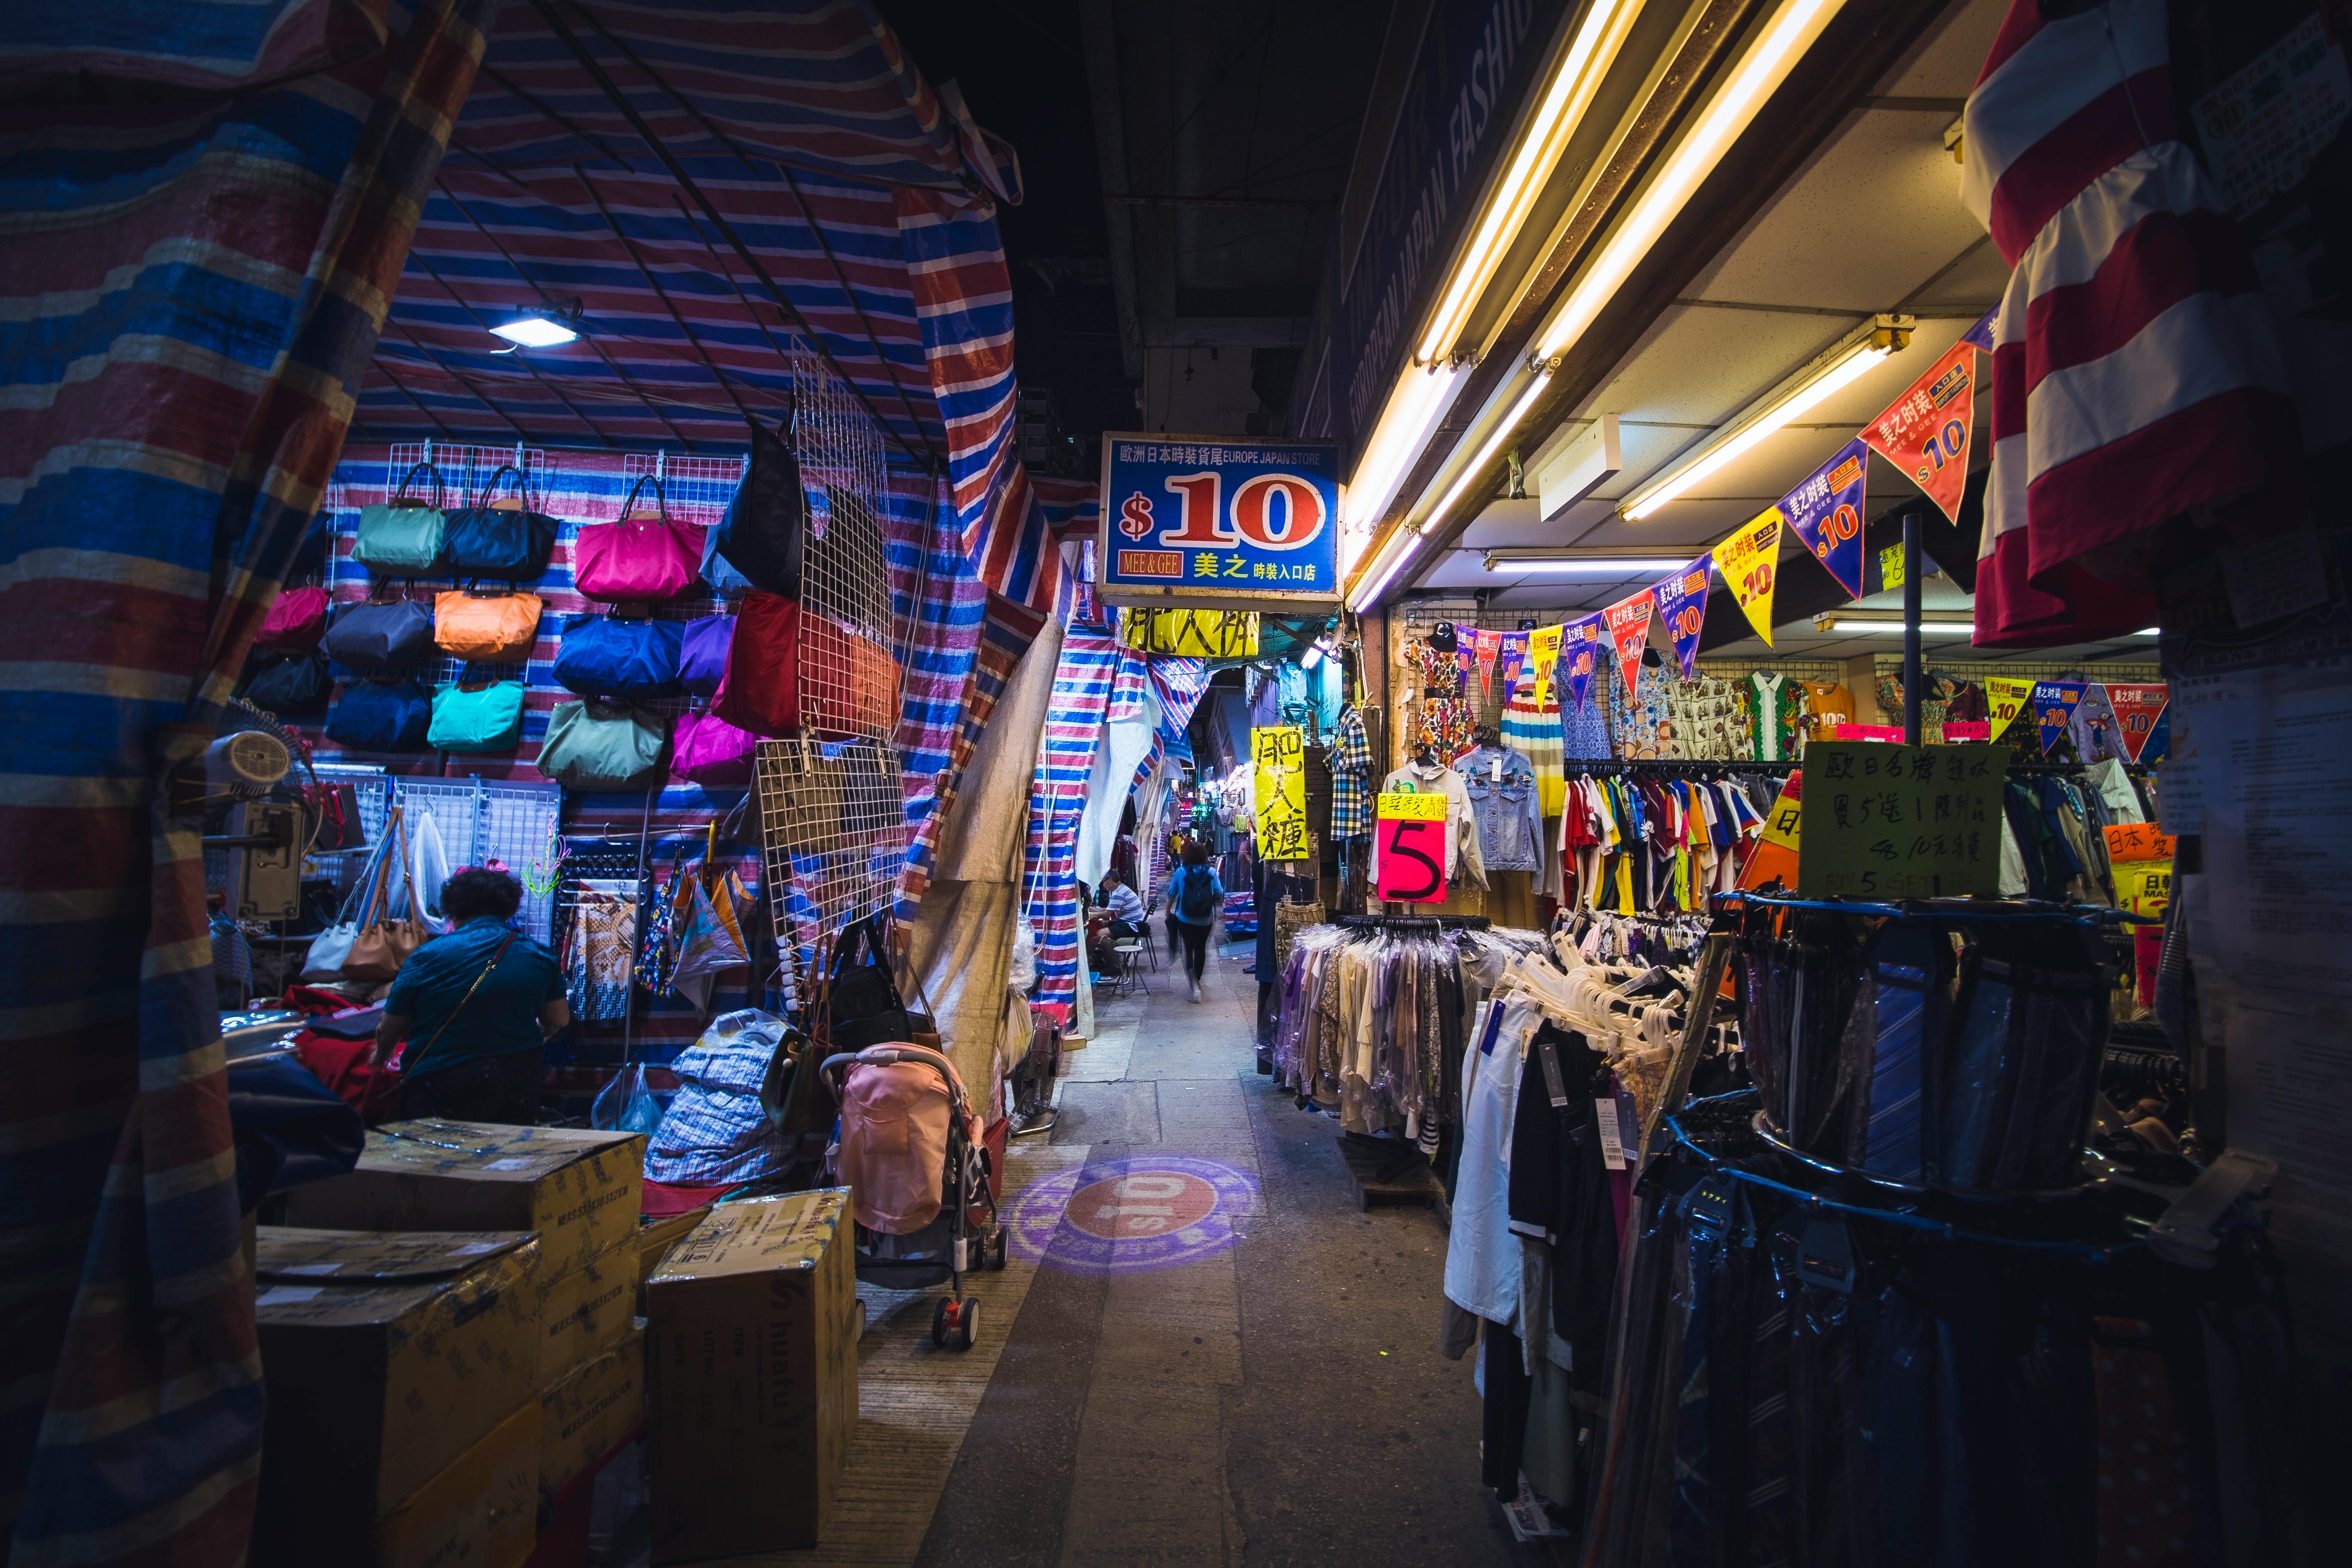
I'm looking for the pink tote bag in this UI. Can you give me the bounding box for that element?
[573,475,707,601]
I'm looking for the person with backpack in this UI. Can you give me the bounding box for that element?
[1167,840,1225,1002]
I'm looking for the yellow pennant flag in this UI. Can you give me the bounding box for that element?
[1712,508,1784,646]
[1525,623,1564,704]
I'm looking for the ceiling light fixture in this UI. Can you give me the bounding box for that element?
[1349,527,1428,613]
[1415,0,1645,366]
[1299,636,1337,671]
[1620,314,1912,520]
[1483,552,1692,575]
[1534,0,1852,364]
[1341,362,1463,544]
[1417,373,1554,535]
[489,298,584,349]
[1813,612,1975,636]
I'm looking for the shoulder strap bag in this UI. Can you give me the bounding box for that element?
[356,461,449,574]
[712,406,807,595]
[574,475,707,602]
[441,463,558,581]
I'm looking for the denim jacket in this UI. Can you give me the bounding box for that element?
[1458,746,1545,872]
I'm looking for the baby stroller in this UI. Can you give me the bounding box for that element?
[821,1043,1008,1351]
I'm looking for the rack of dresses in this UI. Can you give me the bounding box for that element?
[1557,760,1785,915]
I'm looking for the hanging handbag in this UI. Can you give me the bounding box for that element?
[355,461,447,573]
[326,677,432,752]
[322,594,435,670]
[552,613,683,697]
[671,710,759,786]
[822,915,931,1051]
[344,812,433,982]
[439,464,558,581]
[540,700,669,790]
[574,475,709,602]
[710,591,897,739]
[711,410,807,594]
[428,680,525,752]
[257,585,331,650]
[433,590,542,662]
[241,651,331,718]
[307,782,366,853]
[678,613,734,698]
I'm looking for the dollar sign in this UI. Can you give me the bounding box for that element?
[1120,492,1154,540]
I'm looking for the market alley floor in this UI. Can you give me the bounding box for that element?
[897,932,1530,1568]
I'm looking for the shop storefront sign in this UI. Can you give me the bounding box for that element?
[1713,509,1782,644]
[1797,742,2007,899]
[1252,725,1309,861]
[1375,789,1448,903]
[1651,557,1711,679]
[1781,438,1871,599]
[1097,435,1341,607]
[1862,339,1977,523]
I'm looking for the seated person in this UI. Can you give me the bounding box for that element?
[1101,870,1148,939]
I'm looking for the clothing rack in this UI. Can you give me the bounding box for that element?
[1711,889,2155,925]
[1336,913,1492,931]
[1563,758,1792,778]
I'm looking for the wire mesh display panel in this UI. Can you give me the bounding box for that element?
[753,736,901,957]
[384,441,551,509]
[300,770,562,942]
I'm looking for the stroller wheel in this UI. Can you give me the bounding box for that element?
[933,1295,980,1351]
[952,1298,980,1351]
[986,1226,1009,1271]
[931,1296,951,1348]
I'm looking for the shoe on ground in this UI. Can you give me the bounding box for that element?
[1188,980,1202,1003]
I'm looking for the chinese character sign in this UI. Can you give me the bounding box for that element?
[1862,340,1976,524]
[1375,790,1448,903]
[1712,508,1783,645]
[1252,725,1310,861]
[1098,434,1341,604]
[2106,683,2170,762]
[2033,680,2086,754]
[1649,557,1711,679]
[1779,438,1871,600]
[1525,623,1563,704]
[1562,614,1605,712]
[1797,742,2008,899]
[1603,588,1655,692]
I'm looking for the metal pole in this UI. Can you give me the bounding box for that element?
[1902,511,1923,746]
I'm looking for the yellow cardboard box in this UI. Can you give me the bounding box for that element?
[374,1399,541,1568]
[284,1121,646,1280]
[533,1244,637,1387]
[540,1325,646,1498]
[646,1191,856,1562]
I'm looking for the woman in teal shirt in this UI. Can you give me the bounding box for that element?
[374,868,568,1124]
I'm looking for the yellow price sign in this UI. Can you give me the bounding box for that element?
[1376,790,1446,822]
[1712,508,1783,645]
[1252,726,1309,861]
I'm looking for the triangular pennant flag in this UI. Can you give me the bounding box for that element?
[1779,437,1871,600]
[1562,614,1605,712]
[1650,555,1712,680]
[1960,305,1997,353]
[1497,630,1528,699]
[2034,680,2087,754]
[1603,589,1654,694]
[1474,628,1499,695]
[1862,338,1975,524]
[1712,508,1783,646]
[2106,683,2170,763]
[1525,623,1564,705]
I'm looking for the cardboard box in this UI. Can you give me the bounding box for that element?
[646,1191,856,1562]
[284,1122,646,1280]
[253,1230,542,1562]
[540,1326,645,1497]
[634,1205,713,1290]
[374,1399,540,1568]
[533,1245,636,1387]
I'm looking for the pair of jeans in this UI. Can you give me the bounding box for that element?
[402,1047,540,1125]
[1176,919,1210,982]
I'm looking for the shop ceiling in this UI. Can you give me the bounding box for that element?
[349,0,1018,462]
[1336,0,2160,668]
[1082,0,1395,438]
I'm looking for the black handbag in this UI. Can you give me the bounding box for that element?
[713,408,807,595]
[321,596,435,670]
[440,463,558,581]
[241,651,331,717]
[821,915,931,1051]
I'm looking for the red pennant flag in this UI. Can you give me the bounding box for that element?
[2106,683,2170,762]
[1861,339,1975,524]
[1604,588,1655,695]
[1474,628,1499,695]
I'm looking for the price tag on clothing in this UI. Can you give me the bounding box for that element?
[1536,1038,1571,1109]
[1594,1097,1629,1169]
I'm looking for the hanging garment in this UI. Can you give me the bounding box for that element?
[669,873,750,1015]
[1795,680,1856,752]
[1500,685,1566,814]
[565,890,636,1023]
[1327,705,1375,839]
[1372,760,1488,892]
[1455,744,1548,875]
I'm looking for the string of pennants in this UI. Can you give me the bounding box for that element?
[1480,316,1999,709]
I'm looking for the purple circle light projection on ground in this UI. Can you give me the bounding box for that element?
[1006,1154,1258,1274]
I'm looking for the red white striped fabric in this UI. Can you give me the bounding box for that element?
[1961,0,2305,647]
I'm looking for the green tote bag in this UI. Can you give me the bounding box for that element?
[428,680,525,752]
[539,700,668,790]
[356,461,448,574]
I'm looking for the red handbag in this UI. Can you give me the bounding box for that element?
[257,585,330,649]
[573,475,707,601]
[711,590,898,739]
[294,1029,407,1125]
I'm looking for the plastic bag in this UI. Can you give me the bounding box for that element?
[591,1064,665,1136]
[1009,916,1038,994]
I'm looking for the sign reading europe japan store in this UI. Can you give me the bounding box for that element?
[1096,433,1341,608]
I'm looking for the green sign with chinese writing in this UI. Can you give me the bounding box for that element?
[1797,742,2007,899]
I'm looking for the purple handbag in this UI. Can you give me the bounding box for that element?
[679,613,734,698]
[671,710,759,786]
[573,476,707,602]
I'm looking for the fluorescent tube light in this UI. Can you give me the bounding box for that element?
[1620,314,1911,520]
[1813,612,1975,636]
[1419,373,1553,533]
[1415,0,1645,365]
[1350,528,1427,612]
[1300,637,1336,671]
[1343,363,1461,533]
[489,301,583,348]
[1485,553,1690,574]
[1534,0,1851,363]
